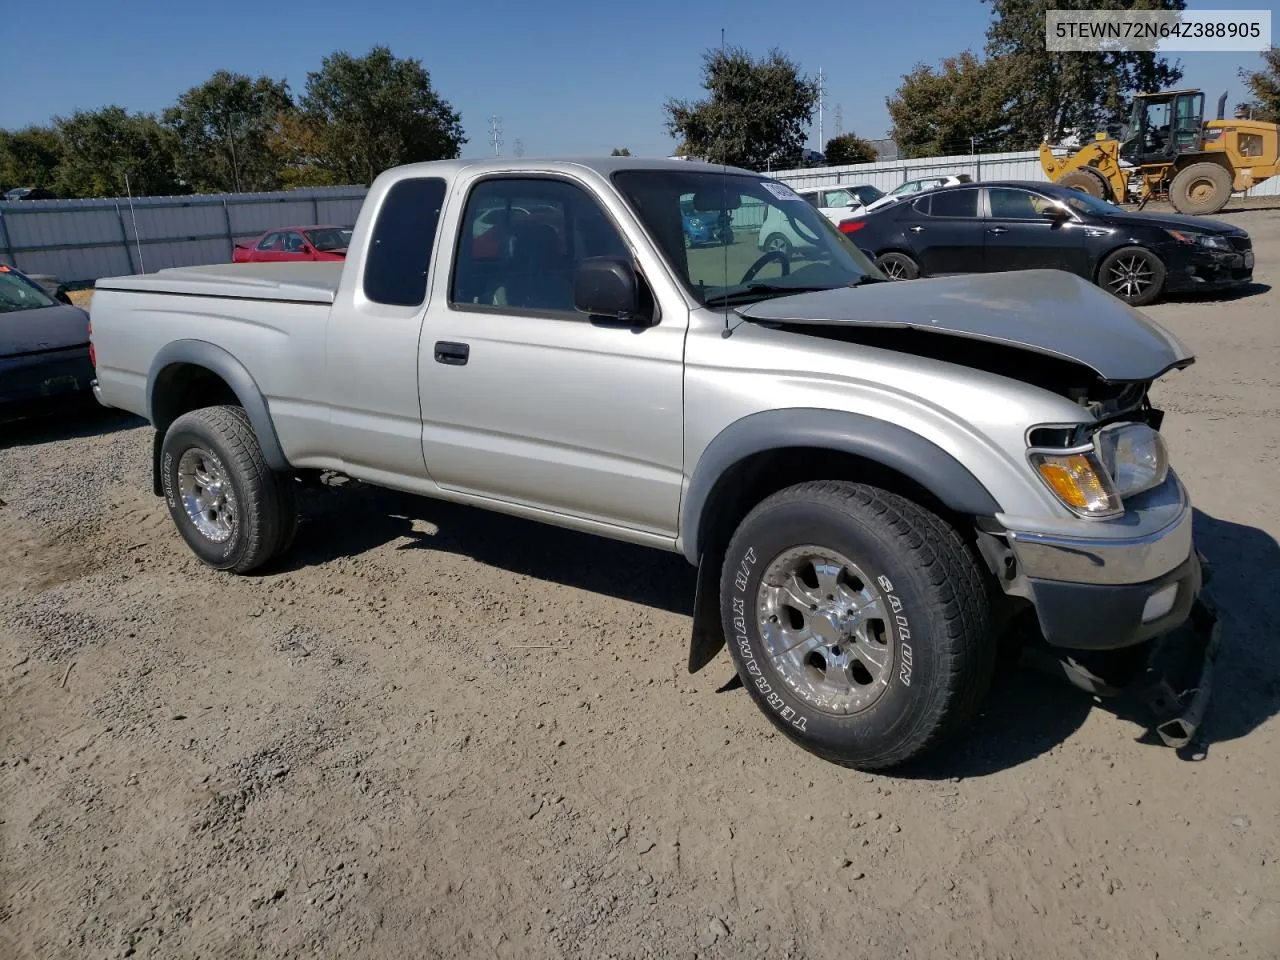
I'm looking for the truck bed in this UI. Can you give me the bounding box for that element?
[94,262,340,304]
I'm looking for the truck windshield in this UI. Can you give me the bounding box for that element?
[611,169,878,307]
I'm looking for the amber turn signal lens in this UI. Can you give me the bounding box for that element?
[1031,451,1122,518]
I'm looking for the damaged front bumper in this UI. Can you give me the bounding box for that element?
[1026,555,1221,749]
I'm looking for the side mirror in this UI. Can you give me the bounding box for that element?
[573,257,652,325]
[1040,204,1070,221]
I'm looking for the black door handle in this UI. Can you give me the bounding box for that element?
[434,341,470,365]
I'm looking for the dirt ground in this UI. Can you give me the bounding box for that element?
[3,201,1278,960]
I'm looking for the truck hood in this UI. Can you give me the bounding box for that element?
[735,269,1193,383]
[0,303,90,358]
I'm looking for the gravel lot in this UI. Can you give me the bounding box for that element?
[2,201,1278,960]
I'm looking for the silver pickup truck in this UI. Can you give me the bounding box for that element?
[89,157,1215,769]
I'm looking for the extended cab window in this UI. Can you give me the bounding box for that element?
[450,177,631,315]
[927,188,978,218]
[363,177,447,307]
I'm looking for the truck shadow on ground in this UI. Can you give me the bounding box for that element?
[286,485,1279,777]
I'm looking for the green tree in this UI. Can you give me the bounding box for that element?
[53,107,186,198]
[664,46,819,170]
[887,52,1006,158]
[0,126,62,192]
[610,146,632,156]
[164,70,295,193]
[300,46,465,184]
[983,0,1186,146]
[823,133,878,165]
[1239,46,1280,122]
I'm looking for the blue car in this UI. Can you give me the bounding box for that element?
[681,200,734,248]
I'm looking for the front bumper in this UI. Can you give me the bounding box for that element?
[1006,486,1200,650]
[1161,242,1253,292]
[0,348,95,406]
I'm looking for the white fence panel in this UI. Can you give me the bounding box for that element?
[769,148,1280,197]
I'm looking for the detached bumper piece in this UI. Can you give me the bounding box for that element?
[1031,556,1220,751]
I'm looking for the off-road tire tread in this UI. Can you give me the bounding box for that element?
[1169,161,1232,216]
[726,480,994,768]
[167,405,289,574]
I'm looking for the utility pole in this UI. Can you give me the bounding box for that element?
[488,115,504,157]
[816,67,827,152]
[513,138,525,158]
[835,104,843,139]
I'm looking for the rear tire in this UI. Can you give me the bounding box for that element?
[160,405,297,574]
[876,251,919,281]
[1170,162,1232,216]
[719,481,995,770]
[1098,245,1166,306]
[1059,168,1111,201]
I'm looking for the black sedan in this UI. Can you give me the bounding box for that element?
[1,265,95,417]
[842,180,1254,306]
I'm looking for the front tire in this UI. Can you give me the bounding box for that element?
[160,405,297,574]
[1169,162,1232,216]
[1059,168,1111,201]
[762,232,793,258]
[1098,245,1166,306]
[720,481,994,769]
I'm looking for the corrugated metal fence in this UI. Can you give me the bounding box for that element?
[0,185,368,286]
[769,150,1050,192]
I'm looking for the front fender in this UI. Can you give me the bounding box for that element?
[679,407,1002,565]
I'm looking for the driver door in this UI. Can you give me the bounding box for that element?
[416,175,688,537]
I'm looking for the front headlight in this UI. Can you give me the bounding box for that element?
[1029,422,1168,518]
[1095,422,1168,498]
[1166,229,1231,250]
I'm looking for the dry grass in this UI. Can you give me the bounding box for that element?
[67,289,94,308]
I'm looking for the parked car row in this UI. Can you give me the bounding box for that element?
[838,179,1254,306]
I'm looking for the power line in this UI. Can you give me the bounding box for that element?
[835,104,843,139]
[488,115,504,157]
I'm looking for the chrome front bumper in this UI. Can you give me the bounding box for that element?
[1007,498,1193,585]
[1003,482,1200,650]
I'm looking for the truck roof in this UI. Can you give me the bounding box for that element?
[377,156,760,180]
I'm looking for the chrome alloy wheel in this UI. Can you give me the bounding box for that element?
[755,546,894,715]
[1106,254,1154,300]
[177,447,236,542]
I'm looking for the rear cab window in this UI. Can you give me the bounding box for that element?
[363,177,448,306]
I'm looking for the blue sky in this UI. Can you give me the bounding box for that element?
[2,0,1268,158]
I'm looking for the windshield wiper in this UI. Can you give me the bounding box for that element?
[703,283,836,308]
[703,278,884,309]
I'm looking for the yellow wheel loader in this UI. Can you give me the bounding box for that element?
[1040,89,1279,216]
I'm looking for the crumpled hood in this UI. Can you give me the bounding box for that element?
[0,303,90,357]
[736,269,1194,383]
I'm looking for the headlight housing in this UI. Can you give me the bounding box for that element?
[1166,229,1231,250]
[1095,422,1168,498]
[1029,422,1168,519]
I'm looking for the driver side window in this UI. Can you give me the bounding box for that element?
[450,177,632,317]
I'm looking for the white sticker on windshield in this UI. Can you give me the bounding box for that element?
[762,181,802,202]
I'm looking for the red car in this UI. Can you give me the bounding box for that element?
[232,225,352,263]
